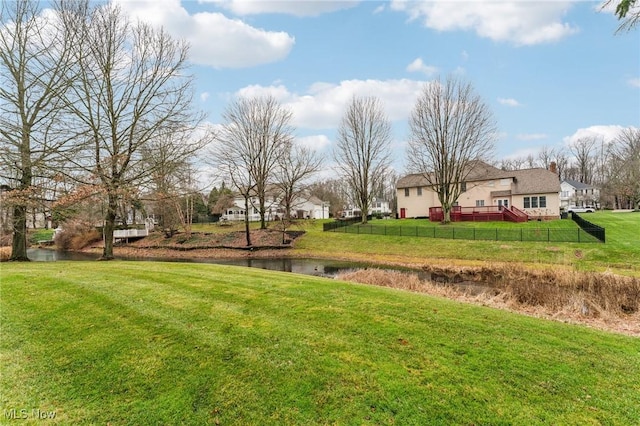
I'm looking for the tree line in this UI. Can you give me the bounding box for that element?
[2,1,638,262]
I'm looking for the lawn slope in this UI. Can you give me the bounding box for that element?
[1,261,639,425]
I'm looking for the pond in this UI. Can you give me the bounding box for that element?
[25,248,489,294]
[26,248,400,278]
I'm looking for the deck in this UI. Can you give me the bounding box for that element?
[429,206,528,223]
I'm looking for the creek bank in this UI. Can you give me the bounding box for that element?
[73,230,640,337]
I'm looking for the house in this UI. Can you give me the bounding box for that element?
[560,179,599,209]
[292,195,330,219]
[339,199,392,219]
[222,191,329,221]
[396,161,561,220]
[370,199,392,217]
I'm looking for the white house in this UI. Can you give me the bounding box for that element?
[222,192,329,221]
[292,195,330,219]
[339,199,392,219]
[560,179,600,209]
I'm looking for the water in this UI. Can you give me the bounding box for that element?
[25,248,490,294]
[26,248,390,278]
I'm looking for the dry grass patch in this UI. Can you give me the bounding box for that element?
[0,246,10,261]
[336,266,640,336]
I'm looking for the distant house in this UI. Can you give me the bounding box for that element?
[339,199,392,219]
[560,179,600,209]
[222,190,329,221]
[396,161,561,220]
[292,196,330,219]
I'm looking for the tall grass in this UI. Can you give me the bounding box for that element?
[337,265,640,335]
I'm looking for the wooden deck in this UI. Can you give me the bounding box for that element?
[429,206,528,223]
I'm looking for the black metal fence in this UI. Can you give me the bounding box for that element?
[323,221,602,243]
[571,212,606,242]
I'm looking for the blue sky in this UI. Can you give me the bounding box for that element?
[116,0,639,178]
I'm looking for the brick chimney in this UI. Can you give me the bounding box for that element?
[549,161,557,174]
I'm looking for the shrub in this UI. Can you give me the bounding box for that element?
[54,220,102,251]
[0,246,10,262]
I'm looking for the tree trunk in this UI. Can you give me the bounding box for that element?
[259,197,267,230]
[10,204,29,261]
[443,207,451,224]
[101,193,118,260]
[10,163,31,261]
[244,195,252,246]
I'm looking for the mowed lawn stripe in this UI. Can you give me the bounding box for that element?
[1,261,639,425]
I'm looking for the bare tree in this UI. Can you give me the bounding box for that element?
[214,95,293,236]
[406,76,496,223]
[554,149,569,181]
[334,96,392,225]
[62,3,203,259]
[569,137,597,184]
[141,132,206,237]
[308,179,348,218]
[609,127,640,209]
[0,0,77,260]
[275,142,323,220]
[537,146,557,170]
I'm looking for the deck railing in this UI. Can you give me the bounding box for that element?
[429,206,528,223]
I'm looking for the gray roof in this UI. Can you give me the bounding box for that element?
[397,173,430,189]
[510,168,561,194]
[562,179,596,190]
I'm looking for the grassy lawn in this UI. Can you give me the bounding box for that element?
[291,212,640,275]
[27,228,55,244]
[1,261,639,425]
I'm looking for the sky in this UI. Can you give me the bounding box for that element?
[114,0,639,181]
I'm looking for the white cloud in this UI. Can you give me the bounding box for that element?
[373,4,386,14]
[498,97,522,107]
[517,133,548,141]
[204,0,359,17]
[461,50,469,61]
[628,78,640,88]
[200,92,210,102]
[453,66,466,75]
[406,58,438,76]
[114,0,294,68]
[390,1,578,45]
[296,135,332,151]
[563,125,628,146]
[234,79,426,129]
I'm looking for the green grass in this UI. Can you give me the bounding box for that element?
[1,261,639,425]
[27,228,55,244]
[292,212,640,275]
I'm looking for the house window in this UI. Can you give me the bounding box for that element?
[524,197,531,209]
[500,179,510,186]
[475,200,485,207]
[539,196,547,208]
[461,182,467,192]
[417,187,422,196]
[531,197,539,208]
[404,188,409,197]
[488,181,494,187]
